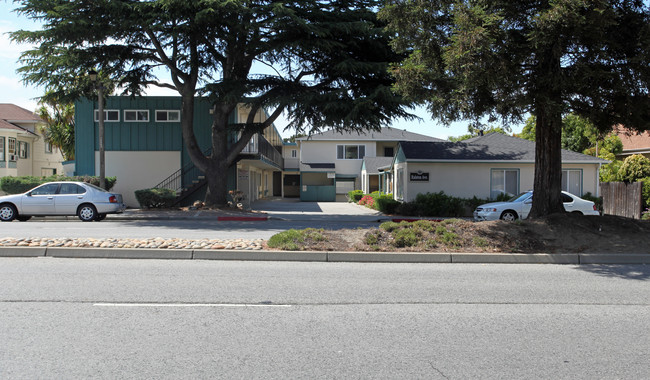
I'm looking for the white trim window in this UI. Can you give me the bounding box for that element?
[0,137,4,161]
[290,149,297,158]
[8,137,16,160]
[562,169,582,196]
[337,144,365,160]
[18,141,28,159]
[124,110,149,122]
[94,110,120,122]
[45,140,53,154]
[155,110,180,122]
[491,169,519,199]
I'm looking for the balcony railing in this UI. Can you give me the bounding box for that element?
[241,134,284,169]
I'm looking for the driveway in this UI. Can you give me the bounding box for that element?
[251,197,387,222]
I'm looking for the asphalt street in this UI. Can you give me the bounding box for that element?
[1,259,649,379]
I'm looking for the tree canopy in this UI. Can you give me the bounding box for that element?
[12,0,413,205]
[380,0,650,217]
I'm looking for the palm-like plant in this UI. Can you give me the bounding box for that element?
[37,100,75,161]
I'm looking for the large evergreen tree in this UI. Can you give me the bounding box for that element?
[12,0,412,206]
[380,0,650,217]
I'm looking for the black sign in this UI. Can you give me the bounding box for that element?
[410,172,429,181]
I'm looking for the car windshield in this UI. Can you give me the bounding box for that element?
[509,192,532,202]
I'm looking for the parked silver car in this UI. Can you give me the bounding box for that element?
[474,191,600,221]
[0,181,126,222]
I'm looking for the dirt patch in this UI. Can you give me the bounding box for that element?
[266,214,650,254]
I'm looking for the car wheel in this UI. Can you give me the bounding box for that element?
[17,216,32,222]
[0,204,17,222]
[500,210,518,222]
[95,213,107,221]
[78,204,98,222]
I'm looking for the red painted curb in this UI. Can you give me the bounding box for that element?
[217,216,268,221]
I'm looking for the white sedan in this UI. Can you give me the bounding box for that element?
[473,191,600,221]
[0,181,126,222]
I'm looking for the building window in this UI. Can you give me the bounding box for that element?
[337,145,365,160]
[0,137,4,161]
[562,169,582,196]
[8,138,16,161]
[384,147,394,157]
[335,178,355,194]
[291,149,297,158]
[155,110,180,122]
[124,110,149,122]
[94,110,120,122]
[45,140,53,154]
[491,169,519,199]
[18,141,28,159]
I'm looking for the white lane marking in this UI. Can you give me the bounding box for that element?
[94,303,291,308]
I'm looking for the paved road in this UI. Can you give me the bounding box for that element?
[1,259,649,379]
[3,218,381,240]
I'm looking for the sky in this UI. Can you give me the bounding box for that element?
[0,2,523,140]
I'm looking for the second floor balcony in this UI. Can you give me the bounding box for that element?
[240,134,284,169]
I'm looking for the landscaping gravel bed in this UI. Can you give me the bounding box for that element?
[0,237,265,250]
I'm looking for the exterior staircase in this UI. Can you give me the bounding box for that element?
[153,149,210,207]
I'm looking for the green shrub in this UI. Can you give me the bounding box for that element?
[617,154,650,183]
[379,221,401,232]
[348,190,364,202]
[0,175,117,194]
[134,188,177,209]
[267,228,327,250]
[392,228,420,247]
[376,197,400,214]
[267,229,303,250]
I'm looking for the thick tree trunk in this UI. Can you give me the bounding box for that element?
[203,105,233,208]
[529,105,564,218]
[528,41,565,219]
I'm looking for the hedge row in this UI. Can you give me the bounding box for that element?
[353,191,495,217]
[0,175,117,194]
[134,188,177,209]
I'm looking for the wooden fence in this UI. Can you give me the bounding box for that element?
[600,182,643,219]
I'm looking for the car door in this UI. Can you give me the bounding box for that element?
[55,183,87,215]
[561,193,575,212]
[520,194,534,219]
[20,183,59,215]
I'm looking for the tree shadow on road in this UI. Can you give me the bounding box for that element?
[575,265,650,281]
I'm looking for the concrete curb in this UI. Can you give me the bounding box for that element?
[0,247,648,264]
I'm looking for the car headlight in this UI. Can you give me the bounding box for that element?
[484,208,497,212]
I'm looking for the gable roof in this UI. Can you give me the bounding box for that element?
[298,127,444,142]
[399,133,607,163]
[0,104,41,123]
[614,126,650,154]
[362,156,394,174]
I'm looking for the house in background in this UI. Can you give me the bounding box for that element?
[74,96,284,207]
[296,127,443,201]
[390,133,607,202]
[281,141,300,197]
[614,126,650,160]
[0,104,65,190]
